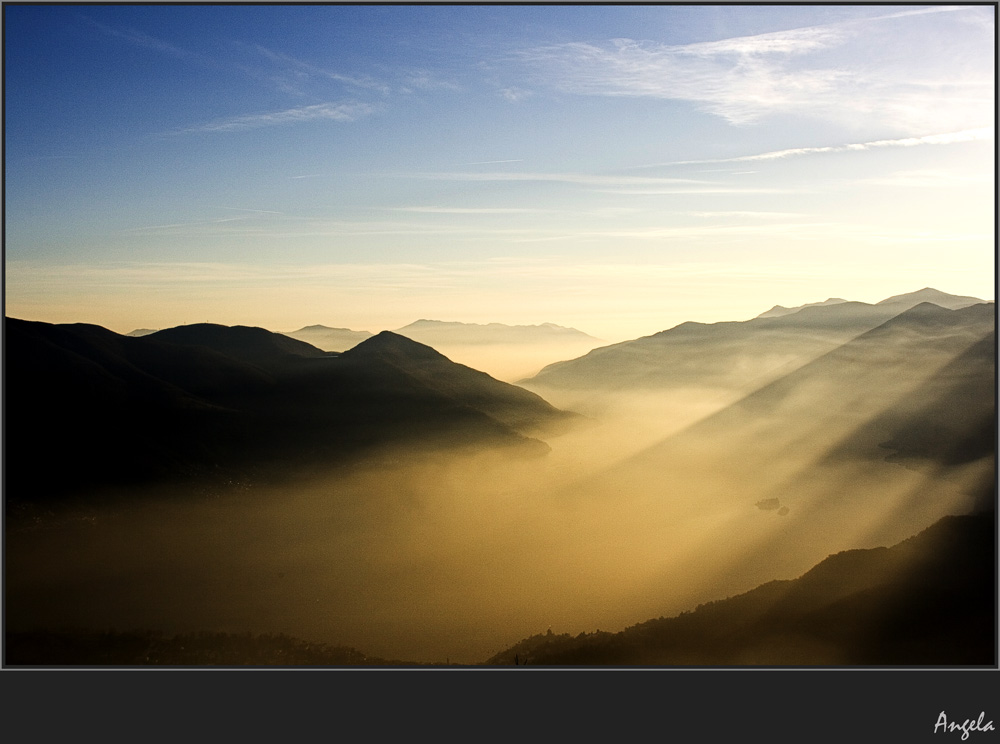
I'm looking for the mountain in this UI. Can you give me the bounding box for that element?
[535,300,995,627]
[826,330,995,471]
[684,302,994,432]
[876,287,987,310]
[280,324,373,352]
[126,328,158,337]
[524,300,900,394]
[486,511,994,665]
[756,297,848,318]
[523,289,990,394]
[393,319,600,347]
[337,331,581,436]
[4,319,579,502]
[150,322,335,367]
[620,302,995,483]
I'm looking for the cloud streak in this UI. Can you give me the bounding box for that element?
[514,7,992,129]
[253,44,392,95]
[84,15,207,65]
[394,171,709,187]
[178,101,375,133]
[391,207,554,215]
[651,128,994,166]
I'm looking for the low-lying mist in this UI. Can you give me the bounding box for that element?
[6,385,985,664]
[418,339,607,384]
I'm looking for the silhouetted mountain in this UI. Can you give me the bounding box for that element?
[126,328,158,337]
[548,300,995,616]
[524,289,989,394]
[4,319,578,502]
[149,323,333,370]
[756,297,848,318]
[487,511,994,665]
[394,319,600,346]
[340,331,582,435]
[633,302,995,464]
[525,301,897,393]
[280,324,373,352]
[825,330,995,486]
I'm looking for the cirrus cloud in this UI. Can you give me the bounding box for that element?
[178,101,376,133]
[513,7,993,131]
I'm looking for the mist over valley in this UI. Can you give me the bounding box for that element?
[4,287,994,665]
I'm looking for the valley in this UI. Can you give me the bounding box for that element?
[3,289,995,665]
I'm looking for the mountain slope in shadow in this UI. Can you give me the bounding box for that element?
[487,510,995,666]
[538,301,995,628]
[624,301,995,464]
[523,289,988,395]
[827,331,995,467]
[4,319,579,503]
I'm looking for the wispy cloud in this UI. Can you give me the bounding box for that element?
[650,128,994,166]
[461,159,525,166]
[499,87,533,103]
[253,44,392,95]
[514,7,992,129]
[177,101,375,133]
[391,207,554,215]
[589,187,795,196]
[214,207,285,214]
[398,69,461,93]
[394,171,709,187]
[84,16,207,64]
[684,211,808,220]
[515,34,844,124]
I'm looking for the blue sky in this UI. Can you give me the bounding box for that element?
[4,4,995,339]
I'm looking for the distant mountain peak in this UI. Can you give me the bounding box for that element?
[756,297,849,319]
[293,324,355,333]
[393,319,600,344]
[875,287,985,308]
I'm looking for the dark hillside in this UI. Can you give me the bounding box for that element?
[4,319,577,504]
[487,511,995,666]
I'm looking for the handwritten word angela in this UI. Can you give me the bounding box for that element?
[935,712,995,740]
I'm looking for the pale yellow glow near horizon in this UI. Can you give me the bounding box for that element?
[5,248,994,345]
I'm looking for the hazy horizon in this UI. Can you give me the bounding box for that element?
[3,4,995,341]
[5,296,994,664]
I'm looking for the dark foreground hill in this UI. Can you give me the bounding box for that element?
[487,510,995,666]
[4,319,579,503]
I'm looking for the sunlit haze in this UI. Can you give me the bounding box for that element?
[4,4,995,341]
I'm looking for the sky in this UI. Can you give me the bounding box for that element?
[3,3,996,341]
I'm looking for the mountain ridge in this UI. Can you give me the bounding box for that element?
[4,317,579,501]
[393,318,601,346]
[523,289,990,393]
